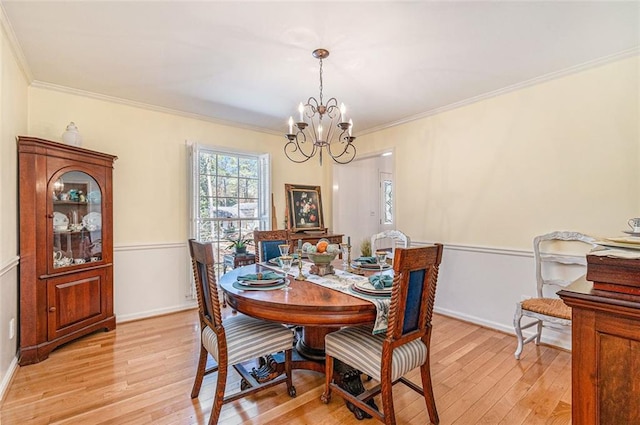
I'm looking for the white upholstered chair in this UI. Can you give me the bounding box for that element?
[370,230,410,260]
[321,245,444,425]
[188,239,296,424]
[513,231,596,360]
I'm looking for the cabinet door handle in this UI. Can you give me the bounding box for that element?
[47,214,54,218]
[48,306,56,313]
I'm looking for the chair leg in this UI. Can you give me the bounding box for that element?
[284,349,296,397]
[534,321,543,345]
[191,344,208,398]
[321,354,334,403]
[208,360,228,425]
[513,303,525,360]
[380,372,396,425]
[420,358,440,425]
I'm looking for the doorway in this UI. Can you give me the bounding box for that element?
[332,152,394,257]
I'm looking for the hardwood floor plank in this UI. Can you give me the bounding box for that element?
[1,309,572,425]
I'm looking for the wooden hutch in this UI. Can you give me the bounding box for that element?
[18,136,117,365]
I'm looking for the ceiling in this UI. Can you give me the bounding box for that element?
[2,1,638,135]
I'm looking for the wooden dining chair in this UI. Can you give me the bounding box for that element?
[513,231,595,359]
[253,229,290,262]
[188,239,296,425]
[321,245,444,425]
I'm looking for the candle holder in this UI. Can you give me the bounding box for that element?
[295,248,307,281]
[346,244,356,273]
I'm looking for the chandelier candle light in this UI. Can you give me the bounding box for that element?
[285,49,356,165]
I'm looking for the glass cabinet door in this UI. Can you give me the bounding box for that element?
[51,171,103,269]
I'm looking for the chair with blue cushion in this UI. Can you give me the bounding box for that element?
[253,229,290,263]
[321,244,444,425]
[188,239,296,425]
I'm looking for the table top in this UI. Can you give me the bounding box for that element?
[219,262,376,327]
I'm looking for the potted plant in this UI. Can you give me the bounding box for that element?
[226,233,253,254]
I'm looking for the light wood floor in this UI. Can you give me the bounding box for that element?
[1,309,571,424]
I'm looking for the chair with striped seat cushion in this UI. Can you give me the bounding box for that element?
[188,239,296,425]
[322,245,444,425]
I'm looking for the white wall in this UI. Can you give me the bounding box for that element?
[335,56,639,350]
[0,17,29,400]
[353,57,639,248]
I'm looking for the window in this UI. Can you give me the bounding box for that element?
[383,179,393,225]
[189,143,270,274]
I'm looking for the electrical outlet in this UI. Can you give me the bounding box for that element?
[9,318,15,340]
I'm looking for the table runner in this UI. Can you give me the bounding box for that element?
[263,261,391,334]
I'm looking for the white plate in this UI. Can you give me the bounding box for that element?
[82,212,102,229]
[622,230,640,237]
[238,278,284,286]
[352,280,392,296]
[53,211,69,227]
[608,236,640,244]
[268,256,300,266]
[355,262,392,270]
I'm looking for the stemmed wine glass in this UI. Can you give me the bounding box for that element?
[280,255,293,291]
[375,250,388,276]
[278,244,290,257]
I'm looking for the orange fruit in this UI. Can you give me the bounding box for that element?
[316,241,328,253]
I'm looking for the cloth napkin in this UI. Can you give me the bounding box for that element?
[356,256,377,264]
[237,271,284,281]
[369,274,393,289]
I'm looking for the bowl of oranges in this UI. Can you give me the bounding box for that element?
[306,239,339,267]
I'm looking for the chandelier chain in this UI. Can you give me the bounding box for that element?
[318,58,324,106]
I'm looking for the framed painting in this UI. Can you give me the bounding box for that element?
[285,184,324,233]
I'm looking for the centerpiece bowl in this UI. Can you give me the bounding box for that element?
[307,252,337,276]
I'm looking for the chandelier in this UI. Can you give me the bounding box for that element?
[284,48,356,165]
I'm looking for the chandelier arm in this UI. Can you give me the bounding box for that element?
[305,98,320,118]
[326,130,355,160]
[284,132,318,163]
[325,98,339,119]
[328,138,357,164]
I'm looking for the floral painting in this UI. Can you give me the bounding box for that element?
[285,184,324,233]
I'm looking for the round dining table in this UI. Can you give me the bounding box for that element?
[218,262,377,372]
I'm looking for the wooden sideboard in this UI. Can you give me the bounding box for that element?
[287,233,343,252]
[558,255,640,425]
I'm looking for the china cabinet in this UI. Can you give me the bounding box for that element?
[18,136,117,365]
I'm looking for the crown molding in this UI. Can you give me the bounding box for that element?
[30,80,282,137]
[358,47,640,136]
[0,3,33,82]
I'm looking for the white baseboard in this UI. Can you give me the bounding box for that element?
[0,356,18,402]
[116,303,197,323]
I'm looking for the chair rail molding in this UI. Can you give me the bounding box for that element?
[0,256,19,278]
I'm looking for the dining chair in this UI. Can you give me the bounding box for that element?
[321,244,444,425]
[253,229,290,262]
[188,239,296,425]
[370,230,411,260]
[513,231,596,359]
